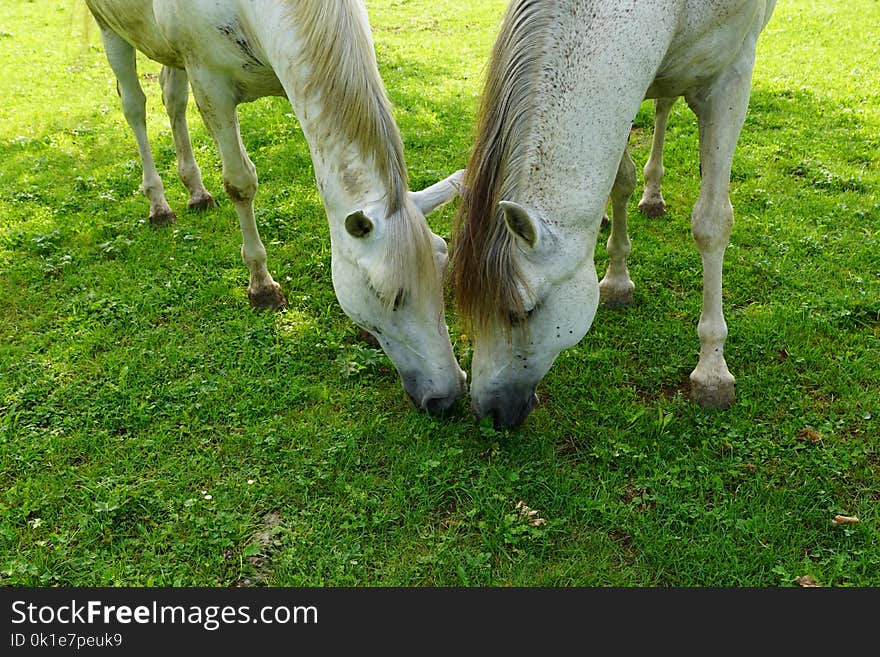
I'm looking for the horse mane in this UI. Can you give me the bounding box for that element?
[451,0,557,330]
[290,1,436,306]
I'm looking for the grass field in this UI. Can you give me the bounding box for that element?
[1,1,878,586]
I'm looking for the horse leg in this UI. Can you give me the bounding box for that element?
[159,66,216,212]
[598,147,637,307]
[97,28,175,225]
[187,69,287,310]
[685,57,756,408]
[638,96,677,218]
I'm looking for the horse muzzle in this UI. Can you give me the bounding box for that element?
[402,367,467,416]
[471,386,539,430]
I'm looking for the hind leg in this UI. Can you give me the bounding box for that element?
[159,66,216,212]
[638,96,677,218]
[599,148,637,307]
[97,27,175,225]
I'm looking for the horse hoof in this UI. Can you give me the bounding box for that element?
[600,213,610,229]
[690,375,735,409]
[188,194,217,211]
[149,210,177,226]
[248,283,288,311]
[598,279,634,307]
[638,197,666,218]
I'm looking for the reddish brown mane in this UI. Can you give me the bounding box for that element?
[450,0,556,330]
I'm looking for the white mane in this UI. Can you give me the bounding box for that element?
[288,0,435,306]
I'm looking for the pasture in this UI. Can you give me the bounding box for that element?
[1,0,878,586]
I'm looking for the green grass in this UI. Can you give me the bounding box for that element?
[1,0,878,587]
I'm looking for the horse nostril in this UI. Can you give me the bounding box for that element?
[487,392,538,430]
[424,394,454,416]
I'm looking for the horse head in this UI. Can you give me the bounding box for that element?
[330,170,467,415]
[460,199,600,429]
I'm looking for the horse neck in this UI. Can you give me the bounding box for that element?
[246,0,408,218]
[512,1,677,228]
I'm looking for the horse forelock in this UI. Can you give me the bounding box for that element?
[290,0,408,216]
[451,0,558,331]
[377,201,438,311]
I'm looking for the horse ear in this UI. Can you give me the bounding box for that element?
[499,200,539,248]
[446,168,466,194]
[409,169,466,215]
[345,210,374,238]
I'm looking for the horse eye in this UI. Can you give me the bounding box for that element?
[508,305,537,326]
[392,289,406,311]
[366,281,405,311]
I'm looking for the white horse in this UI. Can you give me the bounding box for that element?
[84,0,467,413]
[452,0,777,428]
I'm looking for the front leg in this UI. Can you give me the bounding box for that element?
[685,53,757,408]
[187,69,287,310]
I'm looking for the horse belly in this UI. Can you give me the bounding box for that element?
[646,0,765,98]
[151,1,286,101]
[85,0,184,68]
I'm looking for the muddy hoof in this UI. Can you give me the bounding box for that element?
[690,376,735,409]
[188,194,217,211]
[248,283,288,311]
[598,279,634,307]
[638,198,667,218]
[149,209,177,226]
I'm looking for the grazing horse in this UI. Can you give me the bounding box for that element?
[452,0,777,428]
[84,0,467,413]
